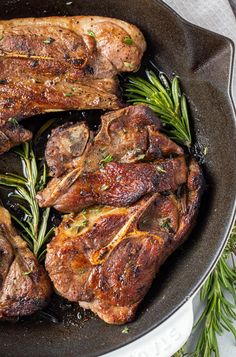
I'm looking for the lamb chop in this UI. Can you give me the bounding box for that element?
[0,16,146,153]
[0,206,52,319]
[37,105,184,210]
[45,158,204,324]
[45,105,183,178]
[48,157,188,213]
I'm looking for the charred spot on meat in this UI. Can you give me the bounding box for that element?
[0,207,52,319]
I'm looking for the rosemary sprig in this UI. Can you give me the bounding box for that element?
[193,224,236,357]
[173,224,236,357]
[99,154,113,168]
[0,142,53,261]
[125,70,192,147]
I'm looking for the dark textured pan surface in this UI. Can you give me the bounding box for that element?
[0,1,235,356]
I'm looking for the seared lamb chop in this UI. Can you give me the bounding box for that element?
[45,105,183,178]
[49,157,188,213]
[0,207,52,318]
[0,16,146,153]
[46,159,203,324]
[37,105,184,209]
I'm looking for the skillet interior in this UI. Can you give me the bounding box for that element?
[0,1,236,356]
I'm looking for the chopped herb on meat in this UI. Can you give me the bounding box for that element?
[43,37,55,44]
[87,30,96,38]
[123,36,133,45]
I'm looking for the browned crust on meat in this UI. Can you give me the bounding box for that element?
[0,16,146,153]
[45,121,92,177]
[0,122,32,154]
[0,207,52,319]
[46,159,204,324]
[37,105,184,209]
[51,157,188,213]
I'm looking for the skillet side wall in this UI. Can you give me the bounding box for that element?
[0,1,235,356]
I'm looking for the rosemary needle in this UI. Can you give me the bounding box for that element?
[125,70,192,147]
[0,142,53,261]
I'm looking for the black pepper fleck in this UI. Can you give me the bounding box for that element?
[86,65,94,75]
[30,60,39,68]
[71,58,85,66]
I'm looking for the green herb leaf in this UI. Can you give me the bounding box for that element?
[77,219,88,233]
[23,267,34,276]
[87,30,96,38]
[203,147,208,156]
[172,347,185,357]
[123,36,133,45]
[156,165,166,173]
[34,118,56,144]
[64,92,73,97]
[137,154,145,161]
[124,61,133,69]
[99,154,113,168]
[8,117,19,126]
[80,209,87,218]
[43,37,55,44]
[159,217,171,231]
[121,327,129,334]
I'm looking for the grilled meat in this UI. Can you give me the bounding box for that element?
[0,16,146,153]
[51,157,188,213]
[46,159,203,324]
[0,121,32,155]
[37,105,184,209]
[45,122,92,177]
[0,207,52,319]
[45,105,183,177]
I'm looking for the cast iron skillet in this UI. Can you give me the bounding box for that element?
[0,1,235,356]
